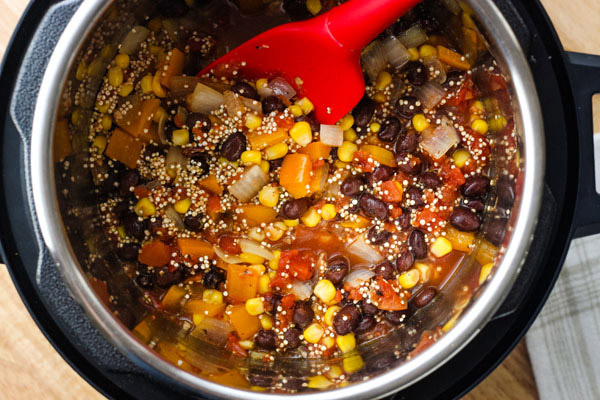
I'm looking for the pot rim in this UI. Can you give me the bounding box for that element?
[30,1,545,399]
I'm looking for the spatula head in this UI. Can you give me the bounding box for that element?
[200,18,365,125]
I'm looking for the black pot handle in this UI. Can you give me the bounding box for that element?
[566,52,600,238]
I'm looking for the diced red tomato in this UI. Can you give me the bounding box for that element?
[353,150,375,172]
[134,185,151,199]
[218,234,241,255]
[271,250,315,288]
[441,163,466,187]
[372,276,407,311]
[227,332,247,358]
[380,181,404,203]
[207,195,223,219]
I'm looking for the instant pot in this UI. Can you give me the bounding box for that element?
[1,0,599,399]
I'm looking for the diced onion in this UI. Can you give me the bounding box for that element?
[120,26,150,55]
[157,114,168,145]
[229,165,269,202]
[257,85,274,98]
[344,268,376,288]
[224,91,245,117]
[194,317,234,345]
[414,81,447,110]
[320,124,344,147]
[170,76,203,98]
[383,36,410,71]
[267,77,297,99]
[187,83,225,113]
[442,0,462,15]
[239,238,274,260]
[240,96,263,113]
[420,116,460,159]
[214,245,243,264]
[424,57,447,85]
[361,40,387,82]
[388,77,406,105]
[166,146,187,170]
[165,205,185,231]
[290,280,313,300]
[346,234,384,264]
[398,24,428,49]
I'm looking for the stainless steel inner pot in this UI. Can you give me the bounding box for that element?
[30,0,545,398]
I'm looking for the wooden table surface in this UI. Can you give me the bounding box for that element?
[0,0,598,399]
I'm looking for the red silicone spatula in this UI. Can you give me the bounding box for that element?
[200,0,421,124]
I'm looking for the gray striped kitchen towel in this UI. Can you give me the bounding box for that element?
[526,233,600,400]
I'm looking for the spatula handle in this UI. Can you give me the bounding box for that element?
[326,0,422,52]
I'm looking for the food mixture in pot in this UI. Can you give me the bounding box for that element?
[59,0,517,391]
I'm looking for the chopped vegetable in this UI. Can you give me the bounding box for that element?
[226,264,259,302]
[319,124,344,147]
[229,165,270,202]
[420,116,460,159]
[187,83,225,113]
[178,238,215,260]
[105,128,143,169]
[138,241,171,267]
[279,154,312,198]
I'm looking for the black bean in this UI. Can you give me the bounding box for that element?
[122,213,146,240]
[396,153,423,175]
[333,304,361,335]
[367,354,397,372]
[89,259,111,281]
[184,214,205,232]
[282,376,305,391]
[404,61,428,86]
[462,175,490,198]
[203,266,226,289]
[114,201,130,219]
[262,96,285,114]
[355,315,377,334]
[293,301,314,329]
[359,193,389,221]
[397,96,422,118]
[413,287,437,308]
[248,372,275,388]
[368,226,392,246]
[186,113,212,133]
[485,218,508,246]
[295,113,320,133]
[231,82,258,100]
[119,170,139,197]
[374,260,395,280]
[421,172,441,188]
[281,198,309,220]
[155,266,184,288]
[117,243,139,261]
[157,0,189,18]
[220,132,247,161]
[284,327,301,349]
[384,310,409,325]
[450,206,481,232]
[464,198,485,212]
[189,152,211,177]
[341,175,366,197]
[378,117,403,143]
[352,97,376,132]
[135,267,154,289]
[325,256,349,286]
[255,329,277,350]
[409,229,427,259]
[283,0,312,20]
[394,132,419,154]
[396,249,414,272]
[397,209,411,230]
[360,299,379,316]
[404,186,425,209]
[497,175,515,207]
[443,70,465,90]
[269,158,284,171]
[371,166,395,183]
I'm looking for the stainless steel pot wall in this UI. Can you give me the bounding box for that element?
[30,1,544,399]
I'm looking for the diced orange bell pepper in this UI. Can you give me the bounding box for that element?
[160,48,185,89]
[138,241,171,267]
[226,264,259,302]
[476,240,498,266]
[360,145,397,167]
[185,299,226,318]
[437,45,472,71]
[133,316,153,343]
[199,174,223,195]
[178,238,215,260]
[54,119,72,162]
[139,122,160,144]
[207,195,223,220]
[299,141,331,161]
[309,163,329,194]
[116,98,161,137]
[444,226,475,252]
[161,285,186,310]
[380,181,404,203]
[247,129,289,150]
[105,128,144,169]
[229,304,261,340]
[208,370,250,389]
[238,204,277,227]
[279,153,312,198]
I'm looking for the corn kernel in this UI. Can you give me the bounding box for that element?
[141,74,153,94]
[415,262,432,282]
[375,71,392,90]
[241,150,262,165]
[321,204,337,220]
[87,58,103,78]
[303,323,324,343]
[268,270,277,280]
[408,47,420,61]
[101,114,113,131]
[259,186,280,208]
[153,107,167,123]
[117,226,126,240]
[258,274,271,294]
[398,269,420,289]
[322,336,335,349]
[265,223,285,241]
[134,198,156,217]
[370,122,381,133]
[101,44,116,60]
[336,333,356,353]
[479,263,494,285]
[245,297,265,316]
[489,114,507,132]
[249,264,266,275]
[307,375,332,389]
[260,314,274,330]
[289,105,303,117]
[269,250,281,270]
[430,237,453,258]
[256,78,268,90]
[470,100,485,115]
[337,141,358,162]
[306,0,322,15]
[284,219,299,227]
[443,314,459,332]
[76,60,87,81]
[340,114,354,131]
[419,44,437,59]
[93,135,108,153]
[153,71,166,98]
[374,92,387,103]
[95,101,110,114]
[248,227,266,242]
[202,289,223,305]
[452,149,472,168]
[259,160,270,174]
[239,340,254,350]
[148,17,162,32]
[172,129,190,146]
[108,66,123,87]
[324,305,341,326]
[301,207,322,228]
[290,121,313,147]
[245,114,262,130]
[343,354,364,374]
[174,198,191,214]
[343,128,358,142]
[240,253,265,264]
[149,45,162,55]
[118,82,134,97]
[326,365,343,379]
[314,279,336,303]
[296,97,315,114]
[334,160,349,169]
[412,114,430,132]
[115,53,130,69]
[264,142,289,160]
[471,119,489,135]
